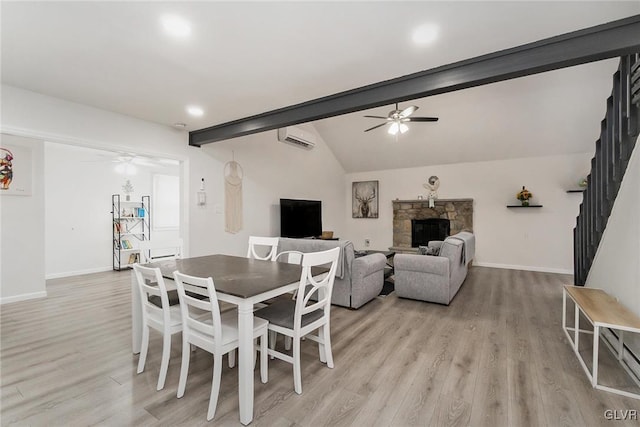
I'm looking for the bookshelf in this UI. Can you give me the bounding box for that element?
[112,194,151,271]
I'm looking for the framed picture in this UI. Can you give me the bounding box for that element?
[1,143,33,196]
[352,180,379,218]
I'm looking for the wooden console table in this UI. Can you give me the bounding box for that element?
[562,285,640,400]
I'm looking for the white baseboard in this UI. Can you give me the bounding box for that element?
[473,262,573,275]
[46,266,113,280]
[0,291,47,305]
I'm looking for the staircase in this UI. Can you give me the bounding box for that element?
[574,53,640,286]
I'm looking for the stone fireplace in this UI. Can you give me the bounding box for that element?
[392,198,473,253]
[412,218,451,247]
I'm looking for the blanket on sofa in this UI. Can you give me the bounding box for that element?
[278,238,353,279]
[446,231,475,265]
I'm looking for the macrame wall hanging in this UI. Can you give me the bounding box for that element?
[224,153,243,234]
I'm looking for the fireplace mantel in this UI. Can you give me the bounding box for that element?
[393,198,473,204]
[392,198,473,252]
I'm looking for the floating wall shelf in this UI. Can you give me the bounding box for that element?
[506,205,543,208]
[566,189,585,193]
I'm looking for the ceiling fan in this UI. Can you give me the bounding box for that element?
[81,151,177,175]
[364,103,438,134]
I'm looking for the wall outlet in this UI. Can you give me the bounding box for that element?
[365,239,370,247]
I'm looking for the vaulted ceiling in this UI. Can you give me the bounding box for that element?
[2,1,639,172]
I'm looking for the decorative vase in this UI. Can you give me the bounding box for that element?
[521,200,529,207]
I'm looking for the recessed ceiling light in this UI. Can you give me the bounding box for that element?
[187,106,204,117]
[161,14,191,38]
[412,23,439,46]
[174,122,187,128]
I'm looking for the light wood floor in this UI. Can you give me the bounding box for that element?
[2,267,639,426]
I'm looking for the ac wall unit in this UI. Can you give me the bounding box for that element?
[277,126,316,149]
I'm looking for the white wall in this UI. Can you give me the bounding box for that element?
[345,153,591,273]
[1,85,346,301]
[194,125,347,257]
[0,134,46,303]
[586,139,639,354]
[43,142,179,278]
[0,85,196,302]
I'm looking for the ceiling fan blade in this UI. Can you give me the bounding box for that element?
[363,115,390,119]
[399,105,418,118]
[407,117,439,122]
[364,123,389,132]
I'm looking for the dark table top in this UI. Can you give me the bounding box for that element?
[147,254,326,299]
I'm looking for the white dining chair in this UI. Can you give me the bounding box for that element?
[173,271,269,421]
[272,250,305,351]
[274,250,303,265]
[139,238,184,264]
[246,236,279,261]
[132,263,182,391]
[254,246,340,394]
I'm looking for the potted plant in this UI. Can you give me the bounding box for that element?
[516,186,533,206]
[122,179,134,201]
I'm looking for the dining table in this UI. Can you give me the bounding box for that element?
[131,254,327,425]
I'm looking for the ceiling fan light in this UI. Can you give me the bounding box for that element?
[399,123,409,134]
[388,122,400,135]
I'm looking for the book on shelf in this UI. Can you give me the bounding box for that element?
[121,239,132,249]
[132,207,146,217]
[128,253,139,264]
[114,223,122,233]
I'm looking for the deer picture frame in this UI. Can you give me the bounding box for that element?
[352,180,379,218]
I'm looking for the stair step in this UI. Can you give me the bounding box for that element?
[574,54,639,286]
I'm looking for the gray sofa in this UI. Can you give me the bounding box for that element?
[394,231,475,305]
[277,238,386,309]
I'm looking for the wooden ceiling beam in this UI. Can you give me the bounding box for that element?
[189,15,640,147]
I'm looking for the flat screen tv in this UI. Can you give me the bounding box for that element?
[280,199,322,238]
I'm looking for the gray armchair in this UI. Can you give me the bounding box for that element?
[394,231,475,305]
[277,238,386,309]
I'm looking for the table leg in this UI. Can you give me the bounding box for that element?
[574,304,580,351]
[593,324,599,387]
[132,272,141,354]
[562,290,567,333]
[238,302,254,425]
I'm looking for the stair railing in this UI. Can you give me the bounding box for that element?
[574,53,640,285]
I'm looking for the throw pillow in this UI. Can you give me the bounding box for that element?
[418,245,438,256]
